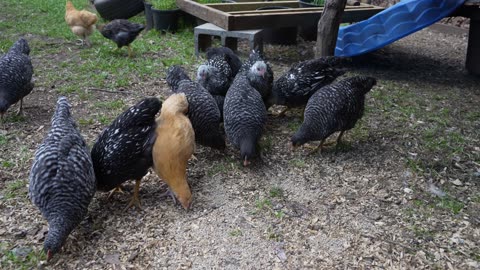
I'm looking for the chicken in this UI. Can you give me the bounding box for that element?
[65,0,98,47]
[152,93,195,209]
[91,98,161,210]
[196,54,233,96]
[291,76,377,153]
[166,65,225,150]
[267,57,346,116]
[97,19,145,58]
[212,94,225,119]
[239,50,274,103]
[224,61,267,166]
[0,38,34,120]
[205,46,242,76]
[29,97,96,260]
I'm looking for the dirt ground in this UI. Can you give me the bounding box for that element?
[1,25,479,269]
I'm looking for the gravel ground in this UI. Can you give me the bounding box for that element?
[0,26,479,269]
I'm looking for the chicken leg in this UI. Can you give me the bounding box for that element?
[127,45,133,58]
[307,139,325,155]
[159,188,177,205]
[336,130,345,146]
[107,185,124,200]
[16,99,23,115]
[125,179,142,210]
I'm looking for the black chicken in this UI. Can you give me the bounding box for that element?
[166,65,225,150]
[0,38,34,120]
[29,97,96,260]
[267,57,346,116]
[197,54,233,96]
[238,50,274,103]
[212,94,225,119]
[98,19,145,58]
[91,97,161,209]
[224,65,267,166]
[291,76,377,153]
[205,46,242,76]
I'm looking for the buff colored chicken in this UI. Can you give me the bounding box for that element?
[152,93,195,210]
[65,1,98,47]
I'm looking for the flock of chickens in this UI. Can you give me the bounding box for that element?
[0,0,378,262]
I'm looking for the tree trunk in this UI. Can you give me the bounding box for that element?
[315,0,348,57]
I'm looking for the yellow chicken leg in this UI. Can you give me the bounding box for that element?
[125,179,142,210]
[127,45,133,58]
[107,185,124,200]
[336,130,345,146]
[16,99,23,115]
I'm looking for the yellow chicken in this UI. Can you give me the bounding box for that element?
[65,1,98,47]
[152,93,195,210]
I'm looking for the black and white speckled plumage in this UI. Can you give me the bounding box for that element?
[291,76,377,146]
[268,57,345,109]
[91,97,161,192]
[224,71,267,165]
[197,54,233,96]
[0,38,34,115]
[205,46,242,76]
[239,50,274,102]
[29,97,95,257]
[99,19,144,48]
[167,65,225,150]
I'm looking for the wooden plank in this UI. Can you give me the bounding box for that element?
[176,0,230,29]
[206,1,299,12]
[228,7,384,30]
[227,6,374,15]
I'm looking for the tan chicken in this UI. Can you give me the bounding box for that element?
[65,1,98,47]
[152,93,195,210]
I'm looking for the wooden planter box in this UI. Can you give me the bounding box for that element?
[176,0,384,31]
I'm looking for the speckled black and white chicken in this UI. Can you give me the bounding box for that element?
[291,76,377,153]
[0,38,34,119]
[238,50,274,103]
[91,97,161,209]
[197,54,233,96]
[167,65,225,150]
[29,97,95,260]
[224,63,267,166]
[267,57,345,116]
[206,46,242,76]
[98,19,145,58]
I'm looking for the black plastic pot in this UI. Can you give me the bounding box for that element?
[94,0,144,20]
[144,2,154,31]
[256,6,297,45]
[151,8,180,32]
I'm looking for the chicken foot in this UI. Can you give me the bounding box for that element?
[125,179,142,211]
[107,185,124,200]
[158,188,177,205]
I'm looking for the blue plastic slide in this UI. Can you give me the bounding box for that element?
[335,0,466,57]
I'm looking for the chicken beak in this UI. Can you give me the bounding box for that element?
[47,250,52,261]
[243,157,250,167]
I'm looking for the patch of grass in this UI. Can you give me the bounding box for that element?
[436,196,464,214]
[289,158,307,168]
[269,187,284,198]
[4,114,26,123]
[0,243,46,270]
[0,135,7,146]
[2,160,14,168]
[78,118,94,126]
[207,162,229,177]
[273,210,285,219]
[95,100,125,110]
[97,115,113,125]
[472,195,480,203]
[287,119,302,132]
[412,225,434,240]
[255,198,272,210]
[229,229,242,237]
[4,180,28,200]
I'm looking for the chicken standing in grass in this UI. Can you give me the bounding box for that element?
[97,19,145,58]
[167,65,225,150]
[65,1,98,47]
[291,76,377,153]
[29,97,96,260]
[152,93,195,210]
[224,61,267,166]
[91,98,161,210]
[267,57,346,116]
[0,38,34,120]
